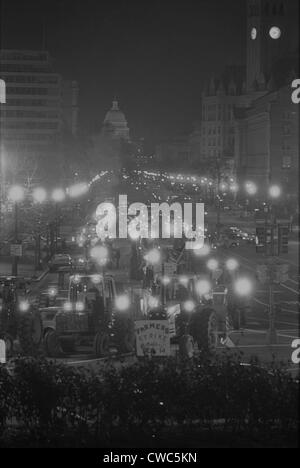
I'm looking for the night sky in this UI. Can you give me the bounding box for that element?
[0,0,246,148]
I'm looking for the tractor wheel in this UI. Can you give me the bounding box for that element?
[60,338,76,354]
[44,329,62,358]
[0,333,14,358]
[114,316,135,354]
[189,308,218,351]
[18,310,43,355]
[178,334,194,359]
[93,331,110,358]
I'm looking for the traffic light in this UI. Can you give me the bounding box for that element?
[278,226,289,254]
[255,226,266,254]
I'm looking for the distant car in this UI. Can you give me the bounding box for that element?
[219,233,239,248]
[48,254,73,272]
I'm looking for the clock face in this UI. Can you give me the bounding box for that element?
[269,26,281,39]
[251,27,257,40]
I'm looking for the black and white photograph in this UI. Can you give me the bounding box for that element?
[0,0,299,451]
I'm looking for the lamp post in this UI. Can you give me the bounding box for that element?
[32,187,47,270]
[8,185,25,276]
[51,189,66,254]
[244,181,258,217]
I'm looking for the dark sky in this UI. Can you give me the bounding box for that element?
[0,0,246,147]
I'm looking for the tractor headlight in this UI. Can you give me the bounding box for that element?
[91,274,102,284]
[63,301,73,312]
[19,300,30,312]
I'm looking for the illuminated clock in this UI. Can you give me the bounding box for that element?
[251,27,257,40]
[269,26,281,39]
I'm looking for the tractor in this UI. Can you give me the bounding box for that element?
[0,276,43,357]
[40,273,136,357]
[141,273,229,353]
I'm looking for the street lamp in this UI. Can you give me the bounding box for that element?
[68,182,89,198]
[8,185,25,203]
[52,188,65,203]
[207,258,219,271]
[8,185,25,276]
[268,184,281,199]
[225,258,239,271]
[245,181,257,196]
[90,245,109,267]
[32,187,47,204]
[144,248,161,265]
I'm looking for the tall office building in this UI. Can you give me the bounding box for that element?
[0,49,79,186]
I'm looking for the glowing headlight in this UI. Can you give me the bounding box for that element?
[75,301,85,312]
[183,300,195,312]
[63,301,73,312]
[19,300,30,312]
[115,294,131,311]
[234,278,253,296]
[148,296,160,309]
[91,274,102,284]
[48,287,58,297]
[195,279,211,296]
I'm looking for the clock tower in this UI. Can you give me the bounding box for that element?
[246,0,298,92]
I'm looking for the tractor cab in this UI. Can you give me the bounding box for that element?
[42,273,136,358]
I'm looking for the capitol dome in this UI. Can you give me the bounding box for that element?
[102,99,130,140]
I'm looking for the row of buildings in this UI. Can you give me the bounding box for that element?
[0,50,148,187]
[0,0,299,197]
[156,0,299,196]
[0,49,79,186]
